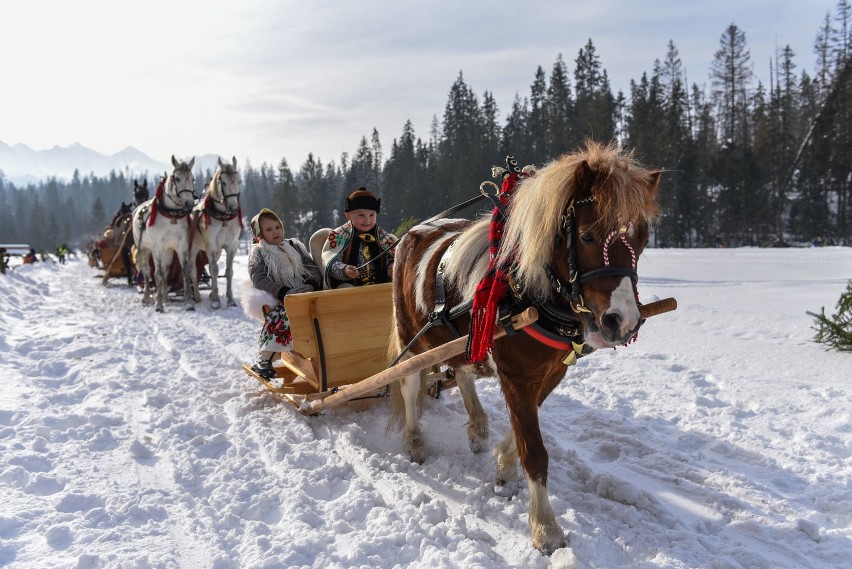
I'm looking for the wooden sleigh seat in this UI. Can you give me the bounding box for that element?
[243,283,394,397]
[99,245,129,277]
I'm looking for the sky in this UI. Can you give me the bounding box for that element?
[1,246,850,567]
[0,0,843,169]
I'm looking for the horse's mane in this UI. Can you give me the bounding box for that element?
[498,141,660,300]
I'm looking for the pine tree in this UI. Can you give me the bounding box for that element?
[298,153,326,237]
[808,280,852,351]
[528,66,548,163]
[710,24,760,244]
[574,39,618,143]
[710,24,753,147]
[90,196,106,236]
[384,120,426,227]
[275,157,298,235]
[436,72,485,206]
[545,54,575,158]
[501,94,531,160]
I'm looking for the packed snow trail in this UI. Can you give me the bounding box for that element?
[0,248,850,568]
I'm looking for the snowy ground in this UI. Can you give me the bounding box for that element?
[1,247,850,569]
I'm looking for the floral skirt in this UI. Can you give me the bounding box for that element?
[258,304,293,353]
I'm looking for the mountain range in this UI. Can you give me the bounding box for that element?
[0,141,223,186]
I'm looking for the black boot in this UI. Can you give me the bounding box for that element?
[251,358,275,379]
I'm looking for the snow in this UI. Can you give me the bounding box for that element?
[1,247,850,569]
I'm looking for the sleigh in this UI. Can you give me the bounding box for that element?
[242,283,395,402]
[241,282,677,413]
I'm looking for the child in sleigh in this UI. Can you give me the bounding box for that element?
[244,208,322,379]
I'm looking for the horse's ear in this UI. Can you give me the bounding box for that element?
[188,157,196,169]
[171,154,178,167]
[574,160,597,195]
[231,156,237,169]
[134,180,139,189]
[218,156,226,169]
[648,170,662,191]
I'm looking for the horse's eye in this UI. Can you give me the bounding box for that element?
[580,231,595,244]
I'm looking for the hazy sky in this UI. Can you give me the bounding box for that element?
[1,0,841,169]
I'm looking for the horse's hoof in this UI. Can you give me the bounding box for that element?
[210,300,221,310]
[494,478,522,497]
[533,524,568,556]
[155,305,164,313]
[185,304,195,312]
[227,299,237,307]
[467,423,489,454]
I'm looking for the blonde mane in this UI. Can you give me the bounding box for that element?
[497,141,660,300]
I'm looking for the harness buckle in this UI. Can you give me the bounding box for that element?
[498,305,518,336]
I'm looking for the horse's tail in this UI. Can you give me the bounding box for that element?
[385,304,426,434]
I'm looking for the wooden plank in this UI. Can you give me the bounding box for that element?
[277,351,319,383]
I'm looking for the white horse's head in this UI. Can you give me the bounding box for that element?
[168,155,196,211]
[213,156,241,215]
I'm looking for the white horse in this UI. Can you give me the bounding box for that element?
[132,155,197,312]
[189,156,243,309]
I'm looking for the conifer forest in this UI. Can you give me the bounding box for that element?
[1,13,850,252]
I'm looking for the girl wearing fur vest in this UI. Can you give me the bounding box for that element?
[246,208,322,379]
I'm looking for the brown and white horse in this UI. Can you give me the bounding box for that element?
[387,141,661,553]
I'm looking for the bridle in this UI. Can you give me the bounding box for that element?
[211,173,241,210]
[161,170,195,215]
[200,171,242,225]
[546,194,640,315]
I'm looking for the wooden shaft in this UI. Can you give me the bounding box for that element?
[638,297,677,318]
[301,307,540,414]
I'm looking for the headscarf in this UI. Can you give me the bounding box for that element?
[250,208,283,244]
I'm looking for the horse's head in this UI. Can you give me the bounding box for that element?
[133,179,149,205]
[211,156,241,215]
[168,154,196,211]
[500,141,660,349]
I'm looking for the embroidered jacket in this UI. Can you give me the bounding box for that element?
[320,221,397,289]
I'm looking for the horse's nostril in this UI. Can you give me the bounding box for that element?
[602,312,621,332]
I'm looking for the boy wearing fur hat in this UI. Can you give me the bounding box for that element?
[246,208,322,379]
[321,187,397,289]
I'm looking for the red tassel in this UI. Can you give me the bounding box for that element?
[147,177,166,227]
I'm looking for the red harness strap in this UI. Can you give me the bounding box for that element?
[465,170,529,363]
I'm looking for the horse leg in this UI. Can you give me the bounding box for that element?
[188,249,202,305]
[180,250,195,311]
[122,248,133,286]
[207,248,221,309]
[388,368,428,464]
[139,249,154,305]
[501,376,567,554]
[153,255,167,312]
[224,247,236,306]
[454,370,489,454]
[493,427,522,497]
